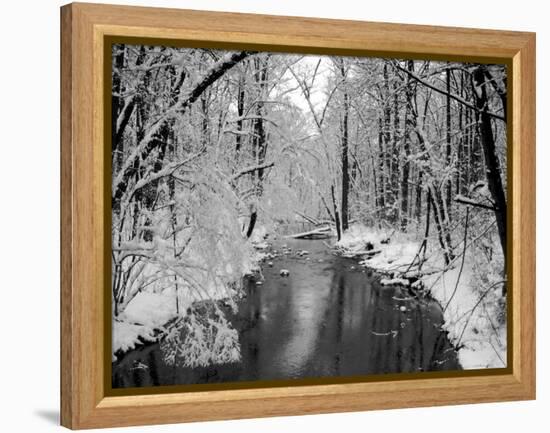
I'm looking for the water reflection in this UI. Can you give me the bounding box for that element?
[113,238,460,388]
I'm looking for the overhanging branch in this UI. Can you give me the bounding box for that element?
[392,62,506,122]
[454,195,497,211]
[231,161,275,182]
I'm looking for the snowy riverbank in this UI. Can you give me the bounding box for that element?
[336,224,507,369]
[112,228,268,362]
[112,290,180,360]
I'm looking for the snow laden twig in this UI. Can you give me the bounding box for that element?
[112,51,253,200]
[443,208,470,313]
[125,148,206,200]
[455,280,506,347]
[426,220,496,293]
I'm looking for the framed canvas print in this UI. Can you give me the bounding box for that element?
[60,2,536,429]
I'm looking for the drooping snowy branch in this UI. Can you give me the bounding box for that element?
[126,149,206,200]
[112,51,253,201]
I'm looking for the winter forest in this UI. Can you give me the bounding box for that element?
[111,44,508,388]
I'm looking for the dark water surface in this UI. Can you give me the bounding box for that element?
[113,238,460,388]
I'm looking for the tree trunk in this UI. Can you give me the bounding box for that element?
[428,184,454,265]
[112,44,126,174]
[252,56,269,188]
[415,129,454,265]
[339,60,350,231]
[245,207,257,238]
[383,63,393,212]
[456,71,465,194]
[401,60,414,230]
[445,68,452,216]
[331,184,342,241]
[392,79,400,223]
[167,117,180,314]
[113,51,251,205]
[472,66,507,277]
[377,117,386,219]
[246,55,270,239]
[415,170,423,222]
[235,71,245,154]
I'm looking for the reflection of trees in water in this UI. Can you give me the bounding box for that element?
[112,241,459,388]
[313,260,459,375]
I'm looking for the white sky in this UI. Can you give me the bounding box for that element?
[278,54,331,124]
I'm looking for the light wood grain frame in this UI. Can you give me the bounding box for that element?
[60,2,536,429]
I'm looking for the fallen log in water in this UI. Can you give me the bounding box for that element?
[286,226,333,239]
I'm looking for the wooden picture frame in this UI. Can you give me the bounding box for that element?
[60,2,536,429]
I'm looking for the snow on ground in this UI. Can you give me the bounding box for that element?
[337,224,419,273]
[113,280,240,359]
[113,228,267,359]
[247,226,270,270]
[336,223,507,370]
[336,224,391,252]
[119,291,180,327]
[112,321,156,361]
[380,277,410,286]
[113,291,181,358]
[361,241,419,274]
[250,224,268,246]
[425,262,507,369]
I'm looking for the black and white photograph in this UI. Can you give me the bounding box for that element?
[110,44,508,388]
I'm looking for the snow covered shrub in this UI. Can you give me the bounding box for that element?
[470,233,507,325]
[160,301,241,368]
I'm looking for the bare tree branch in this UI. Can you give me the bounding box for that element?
[454,195,497,211]
[392,61,506,122]
[113,51,253,201]
[230,161,275,182]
